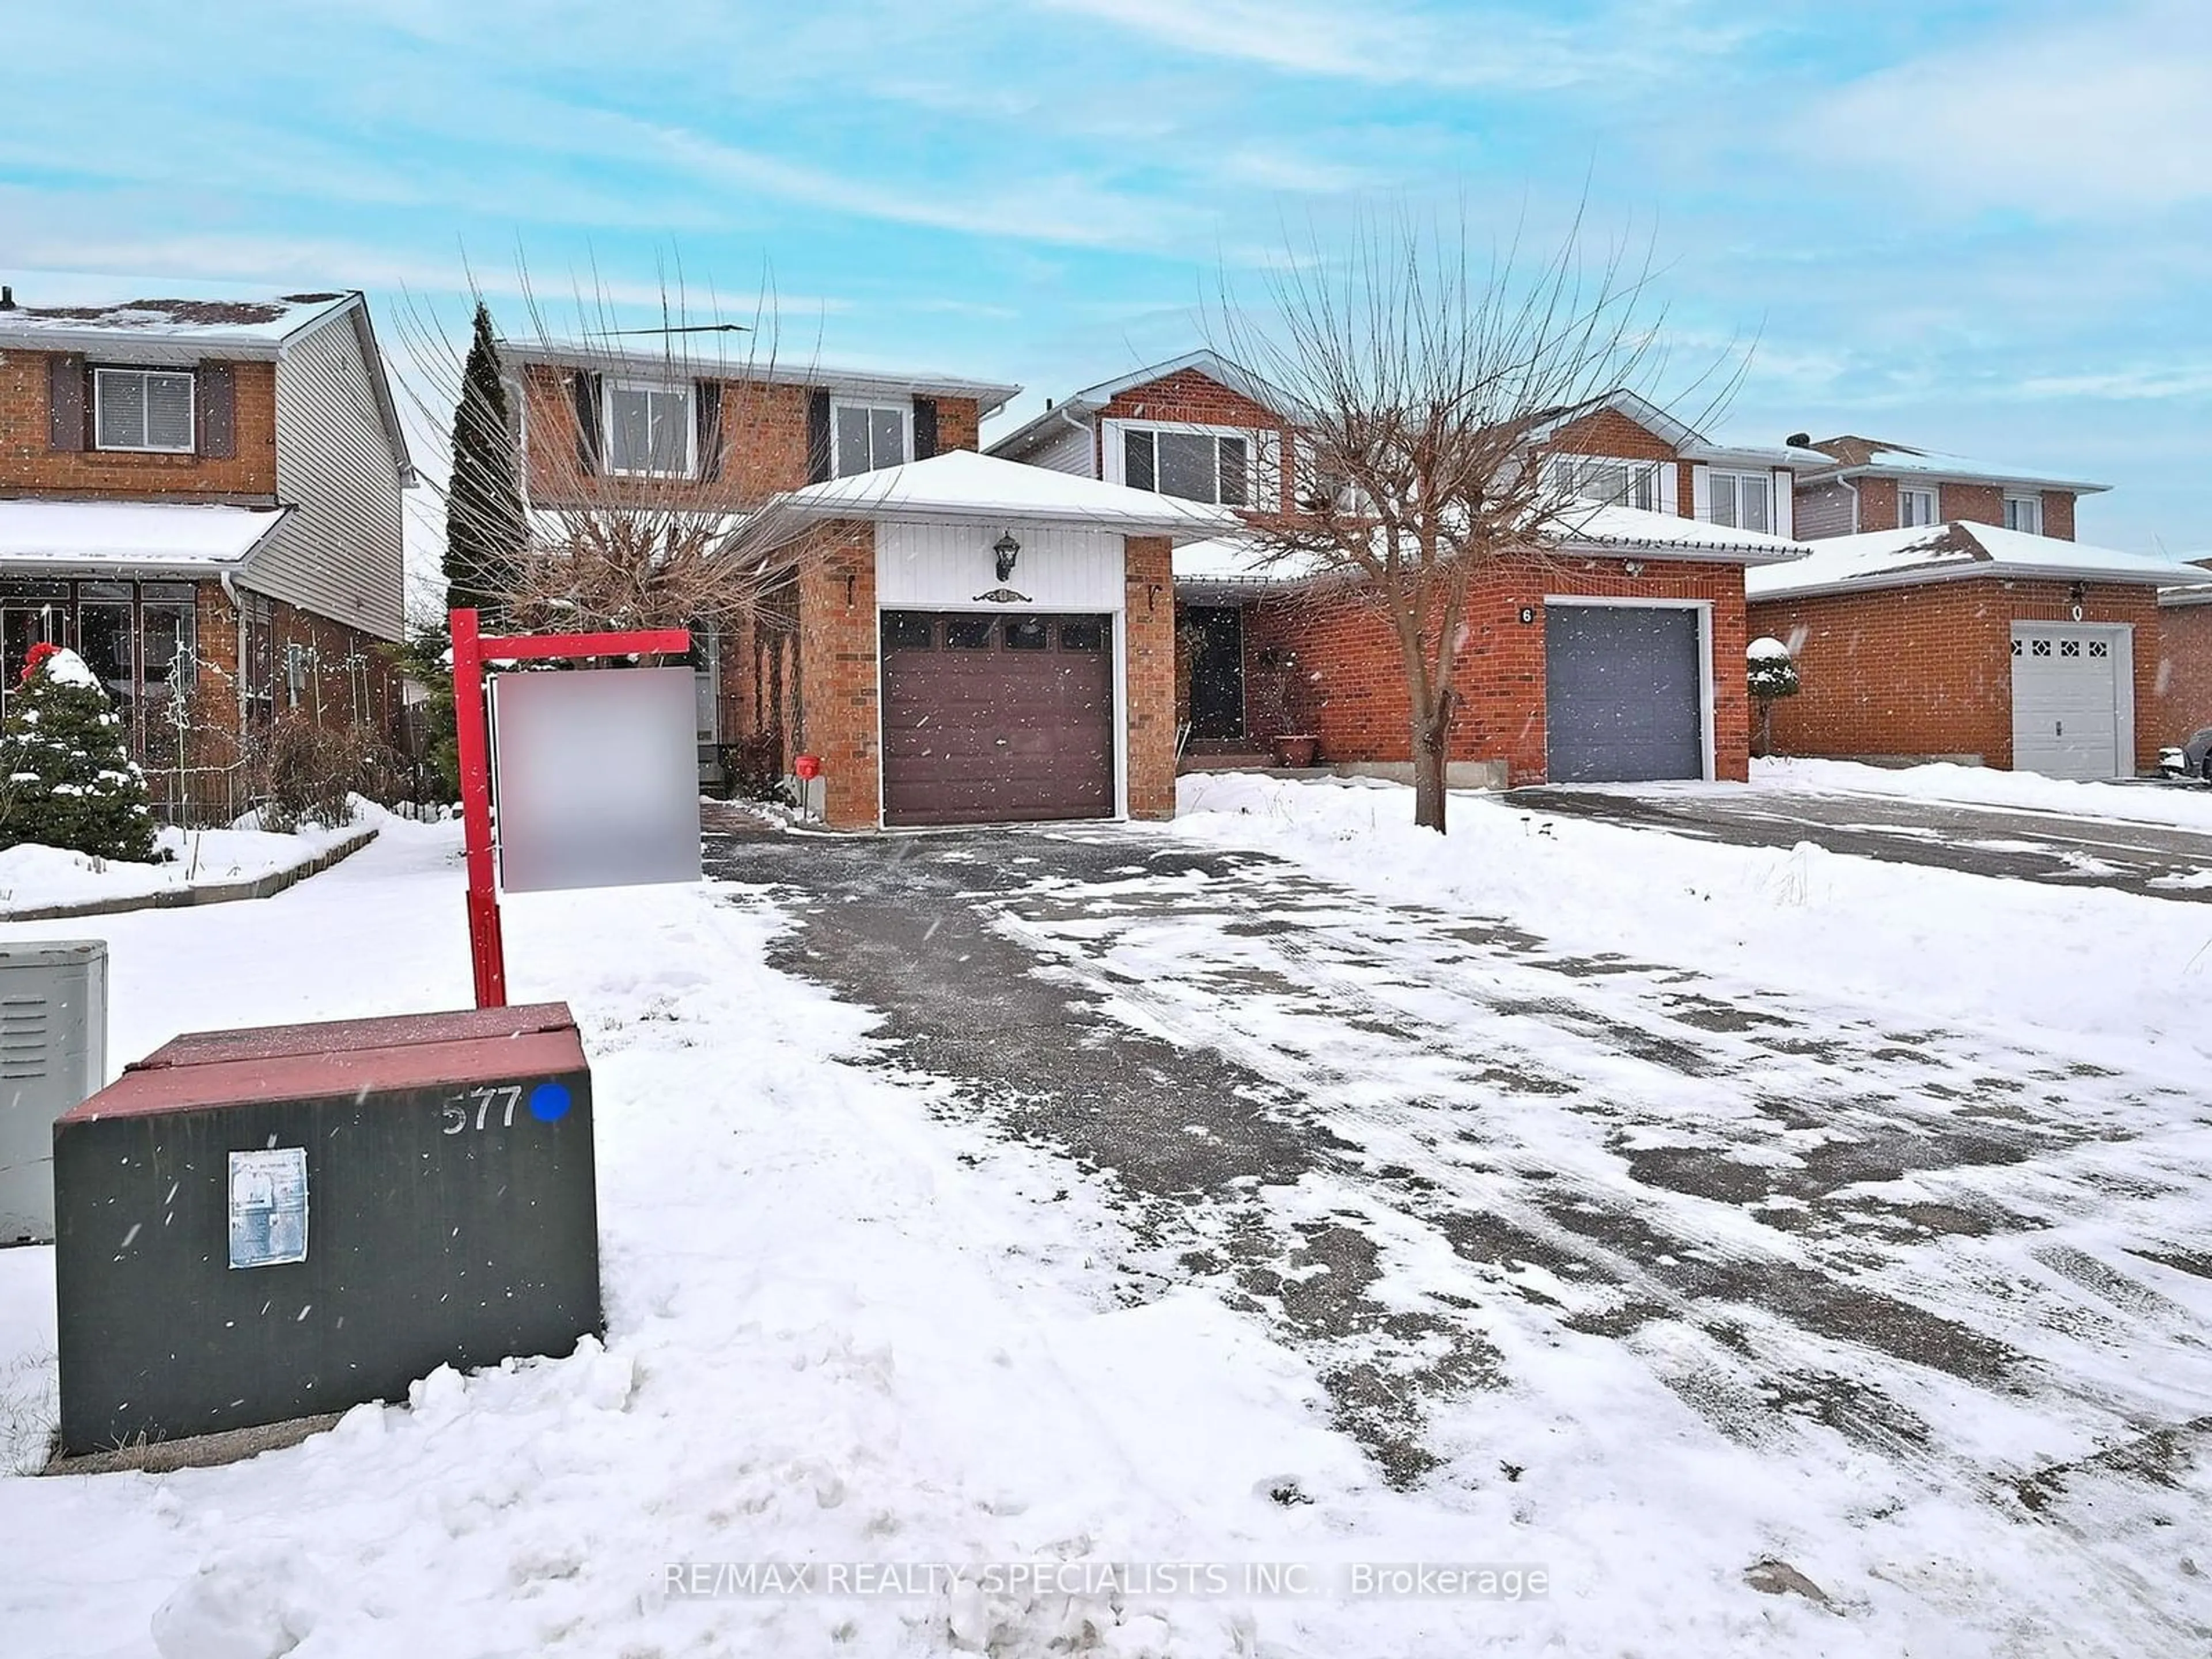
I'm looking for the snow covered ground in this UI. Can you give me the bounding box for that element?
[0,810,375,915]
[0,777,2207,1657]
[1749,756,2212,832]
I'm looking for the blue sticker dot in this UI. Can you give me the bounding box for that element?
[529,1081,572,1123]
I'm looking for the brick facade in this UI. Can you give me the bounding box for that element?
[0,350,278,500]
[1815,472,2082,543]
[1095,369,1301,518]
[1748,578,2162,772]
[2157,600,2212,749]
[1241,555,1751,786]
[518,363,982,509]
[1124,536,1177,818]
[794,523,880,828]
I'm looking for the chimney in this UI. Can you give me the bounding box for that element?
[0,286,15,311]
[1785,431,1810,448]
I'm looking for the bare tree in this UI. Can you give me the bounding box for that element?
[1212,207,1730,832]
[388,260,838,661]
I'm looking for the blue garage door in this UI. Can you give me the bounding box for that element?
[1544,604,1705,782]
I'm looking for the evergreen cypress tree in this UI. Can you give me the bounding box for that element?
[0,644,158,862]
[444,300,527,622]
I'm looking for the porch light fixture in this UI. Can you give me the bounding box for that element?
[994,532,1021,583]
[1623,560,1645,578]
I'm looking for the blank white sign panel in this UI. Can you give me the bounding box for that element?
[491,668,702,893]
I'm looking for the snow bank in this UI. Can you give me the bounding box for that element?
[0,801,385,914]
[1751,756,2212,832]
[1171,772,2212,1064]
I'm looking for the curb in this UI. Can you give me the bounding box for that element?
[0,825,379,923]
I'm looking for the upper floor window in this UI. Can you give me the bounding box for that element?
[2004,494,2042,535]
[1899,486,1938,527]
[1548,455,1661,513]
[94,368,194,454]
[604,381,693,476]
[1708,469,1772,533]
[1123,426,1251,507]
[834,400,910,477]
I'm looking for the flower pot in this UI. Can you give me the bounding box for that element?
[1270,734,1320,768]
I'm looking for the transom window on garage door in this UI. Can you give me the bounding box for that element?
[1122,427,1249,507]
[883,614,1110,652]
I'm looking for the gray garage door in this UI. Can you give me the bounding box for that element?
[1544,604,1705,782]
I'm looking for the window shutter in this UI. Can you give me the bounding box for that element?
[572,372,603,475]
[1690,464,1711,521]
[805,390,832,484]
[1771,469,1793,539]
[912,396,938,460]
[694,380,724,481]
[1656,462,1680,517]
[47,355,86,452]
[196,362,237,459]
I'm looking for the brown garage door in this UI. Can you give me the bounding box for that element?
[881,611,1115,827]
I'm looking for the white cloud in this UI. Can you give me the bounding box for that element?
[1037,0,1592,88]
[1799,1,2212,214]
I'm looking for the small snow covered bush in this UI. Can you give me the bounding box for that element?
[1747,636,1800,758]
[0,643,157,862]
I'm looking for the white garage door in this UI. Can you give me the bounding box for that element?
[2010,623,2131,780]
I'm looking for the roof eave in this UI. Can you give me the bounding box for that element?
[1557,536,1808,568]
[1820,462,2112,495]
[781,498,1231,543]
[500,340,1020,416]
[1751,558,2186,603]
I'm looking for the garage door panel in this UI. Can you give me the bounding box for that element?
[881,611,1115,826]
[1545,605,1706,783]
[2010,626,2128,781]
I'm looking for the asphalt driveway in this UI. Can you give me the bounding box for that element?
[702,805,2212,1643]
[1515,782,2212,901]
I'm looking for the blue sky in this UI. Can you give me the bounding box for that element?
[6,0,2211,556]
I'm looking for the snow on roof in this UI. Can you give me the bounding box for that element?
[0,499,293,570]
[1553,500,1807,565]
[1747,521,2202,600]
[2161,581,2212,610]
[1800,437,2108,494]
[0,291,355,355]
[1175,502,1806,592]
[988,350,1304,460]
[779,449,1243,541]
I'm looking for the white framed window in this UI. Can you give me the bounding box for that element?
[1116,423,1255,508]
[1548,454,1661,513]
[603,380,694,476]
[832,399,910,477]
[1899,486,1938,527]
[94,368,195,453]
[1707,469,1772,533]
[2004,494,2042,535]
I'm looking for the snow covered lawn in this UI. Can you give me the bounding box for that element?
[0,811,377,917]
[1,779,2208,1657]
[1748,755,2212,832]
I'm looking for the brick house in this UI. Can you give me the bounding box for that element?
[2156,571,2212,771]
[500,341,1240,828]
[0,287,415,820]
[1785,435,2107,542]
[995,361,1807,785]
[1746,522,2203,779]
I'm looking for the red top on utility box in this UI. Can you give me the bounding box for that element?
[63,1003,585,1122]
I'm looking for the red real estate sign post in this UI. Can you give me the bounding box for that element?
[450,608,691,1010]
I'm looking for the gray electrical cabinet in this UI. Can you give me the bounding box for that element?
[0,940,108,1244]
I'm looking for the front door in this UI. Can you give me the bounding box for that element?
[1185,606,1245,740]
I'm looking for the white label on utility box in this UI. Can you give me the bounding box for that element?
[228,1147,309,1269]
